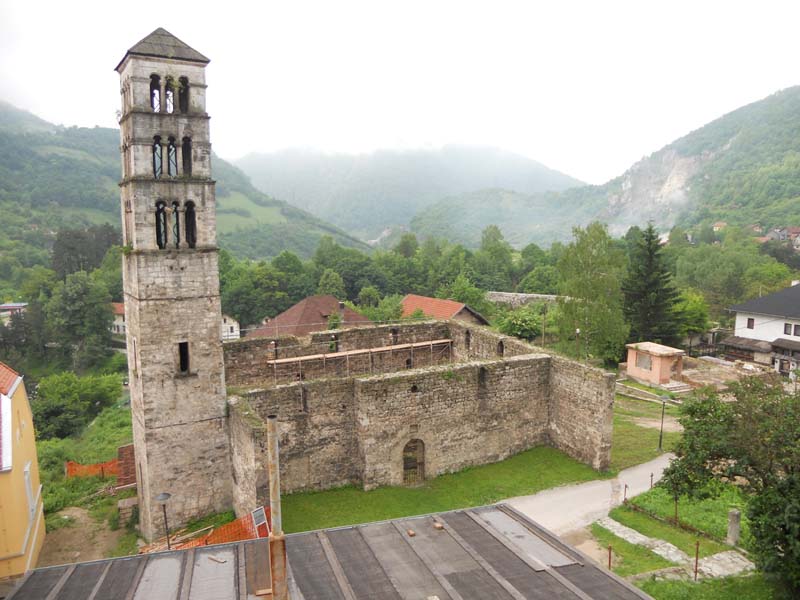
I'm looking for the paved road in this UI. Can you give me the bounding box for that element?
[504,453,674,535]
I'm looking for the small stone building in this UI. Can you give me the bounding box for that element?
[625,342,684,386]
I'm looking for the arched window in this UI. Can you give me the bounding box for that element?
[403,439,425,485]
[171,201,181,248]
[182,137,192,176]
[164,78,175,114]
[167,137,178,176]
[155,201,167,249]
[465,330,471,351]
[152,136,162,178]
[178,77,189,113]
[390,328,399,345]
[405,357,413,369]
[150,75,161,112]
[497,340,505,357]
[185,201,197,248]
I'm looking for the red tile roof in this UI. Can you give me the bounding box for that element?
[248,295,372,338]
[401,294,466,319]
[0,361,20,396]
[112,302,125,316]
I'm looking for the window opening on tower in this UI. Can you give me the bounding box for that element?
[150,74,161,112]
[185,201,197,248]
[155,201,167,249]
[152,136,162,178]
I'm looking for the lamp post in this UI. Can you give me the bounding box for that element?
[155,492,172,550]
[658,396,667,452]
[575,328,581,361]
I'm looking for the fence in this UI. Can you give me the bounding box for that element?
[143,507,271,553]
[65,458,119,479]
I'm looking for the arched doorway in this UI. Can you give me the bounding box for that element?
[403,439,425,485]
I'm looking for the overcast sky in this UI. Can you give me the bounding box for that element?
[1,0,798,184]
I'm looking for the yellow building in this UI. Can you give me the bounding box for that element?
[0,362,45,581]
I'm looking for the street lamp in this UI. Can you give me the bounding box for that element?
[575,328,581,360]
[155,492,172,550]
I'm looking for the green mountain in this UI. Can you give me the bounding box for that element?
[235,146,584,240]
[413,87,800,247]
[0,101,369,271]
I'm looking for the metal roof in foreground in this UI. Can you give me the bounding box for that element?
[8,504,651,599]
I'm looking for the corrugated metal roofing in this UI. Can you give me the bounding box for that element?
[9,505,652,599]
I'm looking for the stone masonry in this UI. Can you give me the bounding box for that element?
[227,321,615,517]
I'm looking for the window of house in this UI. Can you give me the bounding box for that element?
[229,326,234,333]
[784,323,792,335]
[179,342,190,373]
[746,318,755,329]
[150,74,161,112]
[795,324,800,337]
[635,352,652,371]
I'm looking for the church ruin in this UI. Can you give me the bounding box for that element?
[116,29,614,540]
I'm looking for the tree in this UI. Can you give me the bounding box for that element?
[393,233,419,258]
[436,272,493,318]
[660,378,800,593]
[498,304,542,341]
[32,372,122,439]
[556,222,629,362]
[622,223,681,345]
[317,268,346,299]
[518,265,559,294]
[674,290,710,343]
[46,271,113,370]
[358,285,381,307]
[221,261,287,326]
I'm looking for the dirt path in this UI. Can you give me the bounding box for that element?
[563,528,608,566]
[628,416,683,433]
[37,507,124,568]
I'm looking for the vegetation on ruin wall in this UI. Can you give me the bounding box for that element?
[282,446,612,533]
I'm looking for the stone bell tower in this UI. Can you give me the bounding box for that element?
[115,28,231,540]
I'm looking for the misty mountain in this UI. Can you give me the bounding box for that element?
[235,146,584,240]
[0,101,369,268]
[412,86,800,247]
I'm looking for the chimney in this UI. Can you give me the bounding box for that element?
[267,415,288,600]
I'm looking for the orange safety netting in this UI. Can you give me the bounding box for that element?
[174,507,271,550]
[65,459,119,478]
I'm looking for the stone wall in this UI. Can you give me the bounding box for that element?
[225,320,615,518]
[548,356,615,470]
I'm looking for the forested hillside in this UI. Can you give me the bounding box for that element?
[413,87,800,247]
[235,146,584,240]
[0,100,369,292]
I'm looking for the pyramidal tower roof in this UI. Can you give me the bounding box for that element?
[115,28,210,71]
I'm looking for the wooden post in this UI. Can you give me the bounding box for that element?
[650,473,654,489]
[607,545,612,570]
[694,540,700,581]
[623,483,628,503]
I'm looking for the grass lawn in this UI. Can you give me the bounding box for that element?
[610,415,680,471]
[609,505,728,558]
[590,523,673,577]
[631,484,752,547]
[283,446,611,533]
[614,396,680,420]
[638,574,784,600]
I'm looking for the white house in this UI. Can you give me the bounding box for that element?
[725,282,800,377]
[0,303,27,326]
[111,302,126,335]
[221,314,240,341]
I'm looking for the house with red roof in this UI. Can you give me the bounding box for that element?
[111,302,126,335]
[248,295,372,338]
[401,294,489,325]
[0,362,45,581]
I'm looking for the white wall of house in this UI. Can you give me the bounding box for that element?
[735,312,800,342]
[111,314,126,335]
[221,315,240,341]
